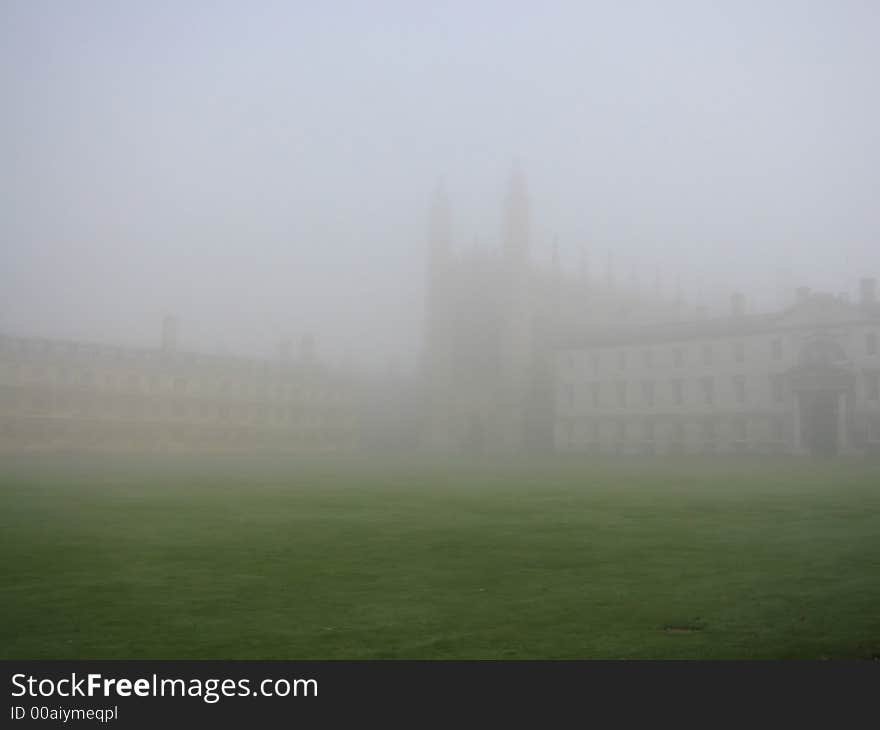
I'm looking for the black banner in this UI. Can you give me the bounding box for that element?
[3,660,877,726]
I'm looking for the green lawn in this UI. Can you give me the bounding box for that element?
[1,456,879,659]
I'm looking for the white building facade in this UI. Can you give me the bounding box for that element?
[554,280,880,456]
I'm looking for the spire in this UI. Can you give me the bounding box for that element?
[503,159,529,263]
[423,181,454,454]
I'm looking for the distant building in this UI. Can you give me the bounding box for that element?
[422,165,701,455]
[0,318,359,454]
[553,280,880,456]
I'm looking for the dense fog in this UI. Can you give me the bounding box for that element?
[2,2,880,462]
[2,2,879,372]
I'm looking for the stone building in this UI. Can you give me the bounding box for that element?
[422,165,694,455]
[0,317,359,454]
[553,280,880,456]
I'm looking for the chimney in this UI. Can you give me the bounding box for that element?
[795,286,811,305]
[730,292,745,317]
[161,315,178,354]
[859,277,877,309]
[300,333,316,365]
[277,339,292,362]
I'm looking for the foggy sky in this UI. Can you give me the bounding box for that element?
[2,1,879,371]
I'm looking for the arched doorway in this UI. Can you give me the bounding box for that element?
[790,336,853,457]
[798,390,839,456]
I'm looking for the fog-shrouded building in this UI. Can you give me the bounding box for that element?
[422,165,706,455]
[0,317,359,454]
[553,280,880,456]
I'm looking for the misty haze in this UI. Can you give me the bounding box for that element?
[1,2,879,662]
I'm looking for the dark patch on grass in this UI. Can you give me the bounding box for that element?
[662,624,705,634]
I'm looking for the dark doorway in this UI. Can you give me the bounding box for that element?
[799,391,839,457]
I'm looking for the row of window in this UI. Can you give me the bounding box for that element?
[560,375,780,409]
[0,421,356,447]
[566,340,773,372]
[561,372,880,409]
[559,416,784,443]
[0,338,313,375]
[0,392,353,425]
[565,332,879,372]
[560,414,880,445]
[0,366,342,401]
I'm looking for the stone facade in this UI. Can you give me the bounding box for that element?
[554,281,880,456]
[0,319,359,454]
[422,167,705,455]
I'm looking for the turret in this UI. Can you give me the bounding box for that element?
[499,161,533,451]
[425,182,452,347]
[422,183,454,452]
[427,182,451,273]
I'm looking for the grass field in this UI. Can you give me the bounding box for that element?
[1,455,879,659]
